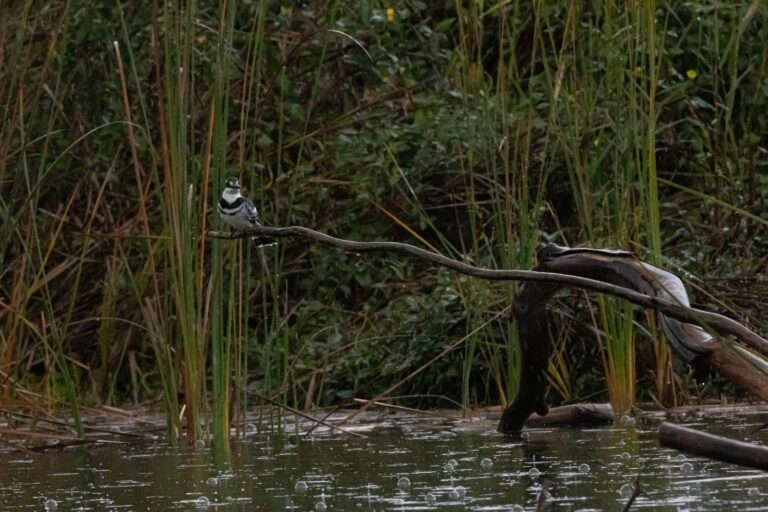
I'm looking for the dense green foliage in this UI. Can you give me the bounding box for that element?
[1,1,766,440]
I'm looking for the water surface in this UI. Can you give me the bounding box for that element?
[1,408,767,510]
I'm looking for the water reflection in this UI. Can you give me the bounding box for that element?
[0,412,766,510]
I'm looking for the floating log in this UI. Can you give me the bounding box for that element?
[524,403,614,427]
[659,421,768,471]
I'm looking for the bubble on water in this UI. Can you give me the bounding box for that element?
[455,485,466,499]
[194,439,206,449]
[674,454,687,462]
[619,483,634,498]
[397,476,411,491]
[448,488,460,500]
[578,463,590,474]
[528,467,541,478]
[195,495,210,508]
[620,451,631,460]
[748,487,760,496]
[680,462,694,474]
[619,415,636,425]
[206,477,218,487]
[480,457,493,471]
[448,459,458,469]
[245,423,257,434]
[425,493,437,504]
[510,506,524,512]
[44,499,57,511]
[315,501,327,512]
[295,481,308,493]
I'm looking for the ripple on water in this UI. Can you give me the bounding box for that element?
[619,483,635,498]
[3,410,768,510]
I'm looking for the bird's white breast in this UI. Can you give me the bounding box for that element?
[222,188,241,202]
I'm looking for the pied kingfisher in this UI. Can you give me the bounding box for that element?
[218,176,276,247]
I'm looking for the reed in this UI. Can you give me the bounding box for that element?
[0,1,88,430]
[152,1,208,443]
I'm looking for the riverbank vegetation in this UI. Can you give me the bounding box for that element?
[1,1,766,443]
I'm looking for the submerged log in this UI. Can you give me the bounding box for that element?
[659,422,768,471]
[498,244,768,433]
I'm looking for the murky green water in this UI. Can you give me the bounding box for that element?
[1,409,767,510]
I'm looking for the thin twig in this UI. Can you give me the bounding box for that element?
[303,401,350,438]
[351,398,458,419]
[621,460,650,512]
[535,479,551,511]
[0,408,150,439]
[253,393,366,438]
[335,306,511,428]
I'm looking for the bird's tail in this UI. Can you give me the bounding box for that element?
[251,236,277,247]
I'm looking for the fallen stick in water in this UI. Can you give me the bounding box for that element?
[659,422,768,471]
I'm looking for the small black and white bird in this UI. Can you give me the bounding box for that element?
[217,176,276,247]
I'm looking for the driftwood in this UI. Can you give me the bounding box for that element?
[524,403,614,427]
[210,227,767,352]
[209,226,768,433]
[659,422,768,471]
[498,245,768,433]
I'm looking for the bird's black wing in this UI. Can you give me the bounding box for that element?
[244,198,261,226]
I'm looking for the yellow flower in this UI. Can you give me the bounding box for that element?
[686,69,698,80]
[386,7,395,22]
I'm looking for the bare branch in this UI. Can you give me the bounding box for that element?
[208,226,768,355]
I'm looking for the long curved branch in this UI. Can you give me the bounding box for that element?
[208,226,768,355]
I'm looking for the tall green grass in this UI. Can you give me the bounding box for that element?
[156,3,207,443]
